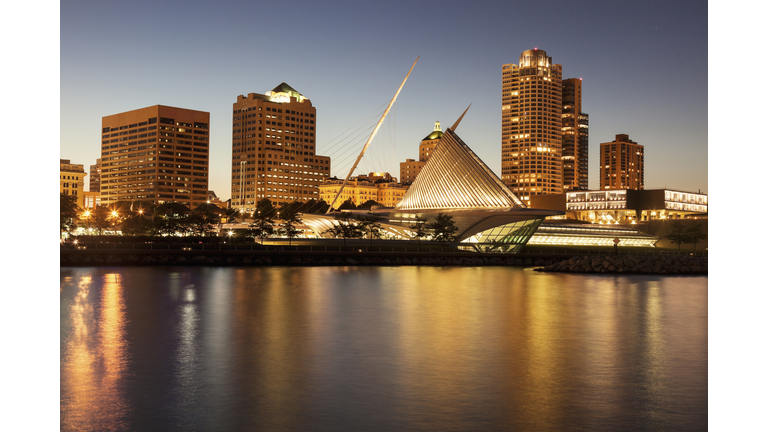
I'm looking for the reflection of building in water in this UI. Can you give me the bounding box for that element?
[530,188,708,223]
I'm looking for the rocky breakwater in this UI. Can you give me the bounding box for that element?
[535,254,707,275]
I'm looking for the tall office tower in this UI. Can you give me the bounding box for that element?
[89,158,101,193]
[501,49,563,204]
[399,121,443,184]
[231,83,331,213]
[600,134,644,190]
[561,78,589,191]
[101,105,210,209]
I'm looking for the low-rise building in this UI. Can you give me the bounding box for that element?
[399,121,443,184]
[60,159,87,208]
[83,191,100,209]
[529,188,708,223]
[320,172,409,208]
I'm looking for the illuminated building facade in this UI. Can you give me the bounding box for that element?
[399,159,424,185]
[231,83,331,213]
[561,78,589,191]
[528,222,658,247]
[530,188,707,223]
[60,159,87,208]
[319,172,409,208]
[501,49,563,203]
[100,105,210,209]
[83,191,100,209]
[600,134,644,190]
[399,121,443,184]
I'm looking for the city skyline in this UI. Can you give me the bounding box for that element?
[61,1,708,200]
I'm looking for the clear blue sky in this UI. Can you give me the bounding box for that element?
[60,0,708,199]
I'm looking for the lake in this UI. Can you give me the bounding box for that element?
[60,266,707,431]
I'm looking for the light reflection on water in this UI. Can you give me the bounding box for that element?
[60,266,707,431]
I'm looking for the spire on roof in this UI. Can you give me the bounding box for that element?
[450,103,472,131]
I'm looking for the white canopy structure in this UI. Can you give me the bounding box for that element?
[303,125,563,253]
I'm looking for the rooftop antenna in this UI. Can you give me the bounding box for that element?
[326,56,419,213]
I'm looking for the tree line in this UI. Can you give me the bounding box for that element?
[60,194,461,244]
[665,220,707,251]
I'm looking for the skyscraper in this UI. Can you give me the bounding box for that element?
[561,78,589,191]
[100,105,210,209]
[501,49,563,204]
[600,134,644,190]
[231,83,330,213]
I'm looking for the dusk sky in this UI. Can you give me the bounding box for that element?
[60,0,708,199]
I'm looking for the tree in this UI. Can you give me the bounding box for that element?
[121,214,155,236]
[357,199,382,210]
[429,213,459,244]
[60,194,80,236]
[338,198,357,210]
[153,202,191,236]
[666,220,688,251]
[248,207,275,244]
[665,220,707,252]
[686,222,707,252]
[324,212,363,246]
[357,211,384,245]
[278,209,302,246]
[409,215,430,248]
[84,205,115,236]
[189,203,221,236]
[222,207,241,224]
[298,199,330,214]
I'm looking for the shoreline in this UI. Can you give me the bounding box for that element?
[60,248,707,274]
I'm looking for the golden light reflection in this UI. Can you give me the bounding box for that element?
[61,273,128,431]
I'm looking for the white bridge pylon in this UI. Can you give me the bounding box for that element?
[326,56,419,213]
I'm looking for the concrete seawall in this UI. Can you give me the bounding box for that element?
[60,249,563,267]
[61,248,706,274]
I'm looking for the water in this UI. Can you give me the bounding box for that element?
[60,266,707,431]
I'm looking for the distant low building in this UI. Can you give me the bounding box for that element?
[207,190,227,209]
[529,188,708,223]
[83,191,100,209]
[399,121,443,184]
[600,134,644,190]
[60,159,87,208]
[529,221,658,247]
[320,172,409,208]
[89,158,101,193]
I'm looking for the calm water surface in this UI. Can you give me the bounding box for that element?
[60,266,707,431]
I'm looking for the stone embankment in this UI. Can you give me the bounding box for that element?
[535,254,707,275]
[60,249,563,267]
